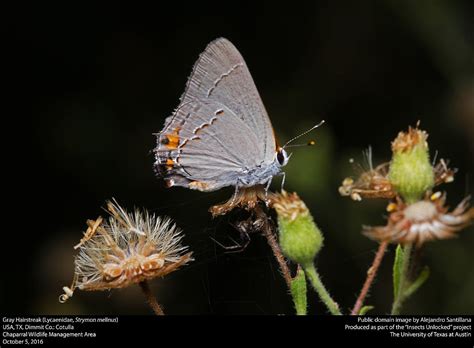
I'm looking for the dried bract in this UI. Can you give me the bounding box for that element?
[339,162,395,201]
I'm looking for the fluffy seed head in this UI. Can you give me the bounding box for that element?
[60,200,192,302]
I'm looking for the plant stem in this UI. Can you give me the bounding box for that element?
[304,263,342,315]
[256,206,293,288]
[351,241,388,315]
[391,243,413,315]
[291,266,308,315]
[139,280,164,315]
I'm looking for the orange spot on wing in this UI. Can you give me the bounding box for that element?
[165,158,175,170]
[165,127,181,149]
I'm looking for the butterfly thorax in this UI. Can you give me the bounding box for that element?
[237,157,284,187]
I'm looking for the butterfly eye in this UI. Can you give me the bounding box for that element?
[277,149,288,166]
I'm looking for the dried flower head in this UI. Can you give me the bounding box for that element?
[272,190,310,221]
[209,185,276,217]
[339,142,456,202]
[339,162,395,201]
[391,125,429,153]
[433,158,457,186]
[60,200,192,303]
[363,193,474,246]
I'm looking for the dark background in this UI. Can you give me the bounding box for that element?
[7,1,474,315]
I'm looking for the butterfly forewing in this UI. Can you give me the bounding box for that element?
[180,38,275,157]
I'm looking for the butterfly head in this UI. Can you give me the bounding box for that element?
[276,147,290,167]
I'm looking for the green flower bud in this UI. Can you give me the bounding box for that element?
[273,191,323,267]
[388,126,434,204]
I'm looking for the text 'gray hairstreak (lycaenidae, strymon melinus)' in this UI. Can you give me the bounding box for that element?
[154,38,322,194]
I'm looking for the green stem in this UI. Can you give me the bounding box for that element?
[290,266,308,315]
[391,243,412,315]
[304,263,342,315]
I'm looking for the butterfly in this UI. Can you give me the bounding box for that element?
[154,38,316,193]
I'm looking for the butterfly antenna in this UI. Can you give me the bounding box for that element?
[282,120,325,149]
[284,140,317,148]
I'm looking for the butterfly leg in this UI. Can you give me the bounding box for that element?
[279,172,286,192]
[264,176,273,199]
[229,183,240,206]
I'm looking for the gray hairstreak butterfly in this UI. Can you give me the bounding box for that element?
[154,38,323,194]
